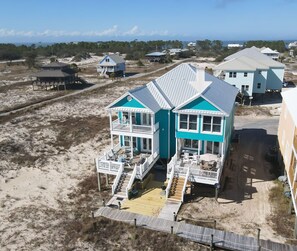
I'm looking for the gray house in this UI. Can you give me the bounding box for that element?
[97,54,126,77]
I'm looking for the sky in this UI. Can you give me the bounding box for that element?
[0,0,297,43]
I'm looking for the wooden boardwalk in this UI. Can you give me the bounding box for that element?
[158,201,182,221]
[95,207,297,251]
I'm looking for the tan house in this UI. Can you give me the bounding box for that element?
[278,88,297,215]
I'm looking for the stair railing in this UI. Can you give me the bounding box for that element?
[111,163,124,195]
[165,164,175,198]
[126,165,137,198]
[181,166,190,202]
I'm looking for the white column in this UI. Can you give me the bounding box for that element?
[130,136,133,157]
[221,142,224,161]
[109,110,113,130]
[198,140,201,157]
[152,136,154,155]
[111,134,114,148]
[129,112,133,132]
[151,113,154,133]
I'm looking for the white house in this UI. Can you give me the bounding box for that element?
[214,47,285,97]
[227,44,243,49]
[97,54,126,77]
[260,47,279,60]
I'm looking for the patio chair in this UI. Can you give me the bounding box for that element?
[191,154,200,165]
[183,152,191,163]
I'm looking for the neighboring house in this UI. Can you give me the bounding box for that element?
[278,88,297,221]
[227,44,243,49]
[33,61,76,90]
[214,47,285,97]
[97,54,125,77]
[260,47,279,60]
[288,41,297,49]
[162,48,189,56]
[145,52,166,62]
[95,63,238,201]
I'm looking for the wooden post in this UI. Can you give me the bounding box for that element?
[106,174,109,185]
[210,234,214,250]
[213,220,217,229]
[257,228,261,250]
[97,172,101,192]
[294,216,297,239]
[173,212,176,221]
[171,226,173,234]
[134,218,137,227]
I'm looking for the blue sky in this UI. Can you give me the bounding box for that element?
[0,0,297,42]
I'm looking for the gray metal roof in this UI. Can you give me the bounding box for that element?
[100,54,125,65]
[146,52,166,57]
[43,62,69,68]
[224,47,284,68]
[108,63,237,116]
[214,56,269,71]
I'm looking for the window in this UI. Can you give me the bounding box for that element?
[179,114,197,131]
[245,85,249,91]
[244,72,248,77]
[259,70,262,74]
[257,83,261,89]
[228,72,237,78]
[122,112,129,123]
[184,139,198,149]
[106,58,110,62]
[202,116,222,133]
[241,85,249,92]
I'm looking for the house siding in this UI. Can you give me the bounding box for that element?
[182,97,219,111]
[266,68,284,90]
[252,70,267,94]
[224,71,254,96]
[112,96,145,109]
[155,109,170,158]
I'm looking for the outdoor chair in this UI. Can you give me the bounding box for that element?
[183,152,191,163]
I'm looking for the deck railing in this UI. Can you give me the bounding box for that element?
[136,150,159,179]
[294,134,297,154]
[111,164,124,195]
[111,119,159,134]
[166,165,175,198]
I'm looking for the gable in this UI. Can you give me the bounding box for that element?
[111,95,146,109]
[180,96,219,111]
[99,55,116,65]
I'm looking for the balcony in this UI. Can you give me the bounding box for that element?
[96,143,159,179]
[111,119,159,135]
[167,153,223,185]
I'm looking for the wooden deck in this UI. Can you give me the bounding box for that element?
[158,201,182,221]
[95,207,297,251]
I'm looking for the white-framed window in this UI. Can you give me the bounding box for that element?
[202,116,222,133]
[241,85,249,92]
[106,58,110,62]
[244,72,248,77]
[257,83,261,89]
[184,139,198,149]
[179,114,197,131]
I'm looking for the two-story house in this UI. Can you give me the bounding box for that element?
[97,54,126,77]
[278,88,297,227]
[96,63,238,201]
[214,47,285,97]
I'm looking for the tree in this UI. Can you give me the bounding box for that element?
[24,51,37,69]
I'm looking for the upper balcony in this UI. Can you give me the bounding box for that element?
[111,119,159,135]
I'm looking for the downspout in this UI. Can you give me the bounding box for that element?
[168,110,170,159]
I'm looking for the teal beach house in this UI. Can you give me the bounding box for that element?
[96,63,238,201]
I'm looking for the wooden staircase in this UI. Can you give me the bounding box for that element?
[115,170,131,198]
[168,176,185,201]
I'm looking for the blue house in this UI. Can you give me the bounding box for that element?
[96,63,238,201]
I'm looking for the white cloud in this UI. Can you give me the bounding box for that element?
[0,26,170,38]
[123,25,139,35]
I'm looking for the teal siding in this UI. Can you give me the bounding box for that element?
[181,97,219,111]
[170,111,176,157]
[155,109,170,158]
[112,96,145,109]
[176,131,224,142]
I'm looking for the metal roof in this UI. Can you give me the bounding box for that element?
[224,47,284,68]
[43,62,69,68]
[281,88,297,125]
[145,52,166,57]
[214,56,269,71]
[99,54,125,66]
[261,47,279,54]
[107,63,238,116]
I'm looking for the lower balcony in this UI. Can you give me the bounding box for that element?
[167,153,223,185]
[96,143,159,179]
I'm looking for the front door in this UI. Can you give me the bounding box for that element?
[142,138,152,152]
[206,141,220,155]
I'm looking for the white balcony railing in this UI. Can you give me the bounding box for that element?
[166,153,222,185]
[126,165,137,197]
[112,164,124,195]
[136,149,159,179]
[111,119,159,134]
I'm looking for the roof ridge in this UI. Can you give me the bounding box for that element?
[149,80,173,109]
